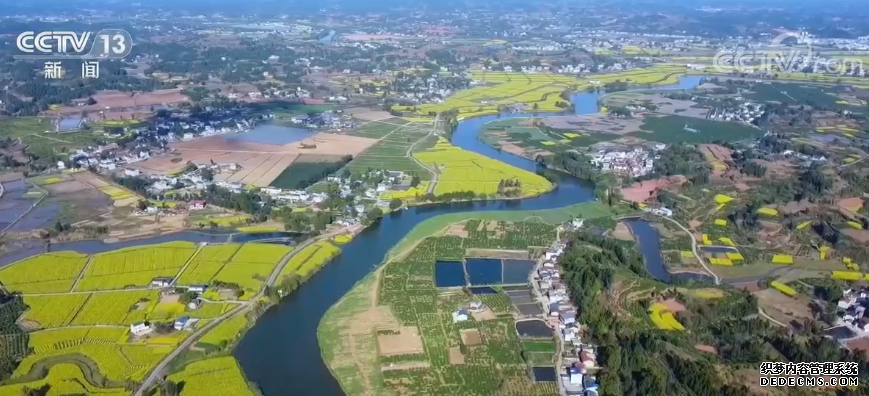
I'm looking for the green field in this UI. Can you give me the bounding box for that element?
[388,201,616,260]
[345,118,411,139]
[319,220,566,396]
[634,115,764,143]
[342,121,434,180]
[481,118,619,152]
[0,117,110,161]
[269,156,347,189]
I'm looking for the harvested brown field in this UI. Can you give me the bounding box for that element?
[778,200,817,214]
[842,229,869,243]
[136,132,376,186]
[837,197,865,212]
[344,107,394,121]
[732,281,762,292]
[845,338,869,358]
[71,171,109,188]
[698,144,733,162]
[343,34,412,41]
[460,329,482,346]
[694,344,717,354]
[470,308,497,321]
[173,132,377,156]
[612,222,634,241]
[42,180,92,194]
[753,289,813,320]
[464,249,528,259]
[380,362,430,372]
[443,223,469,238]
[496,141,526,157]
[661,299,686,313]
[52,89,188,115]
[377,326,424,356]
[448,347,465,365]
[621,175,687,203]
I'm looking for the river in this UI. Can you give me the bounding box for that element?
[231,75,705,396]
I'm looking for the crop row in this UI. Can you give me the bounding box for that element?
[86,241,197,277]
[70,290,159,325]
[0,251,88,293]
[198,314,248,348]
[13,343,170,382]
[231,243,292,264]
[0,363,128,396]
[167,356,258,396]
[22,294,91,328]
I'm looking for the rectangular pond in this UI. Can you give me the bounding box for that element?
[469,287,497,295]
[227,124,315,145]
[532,367,557,382]
[465,258,503,285]
[434,261,466,287]
[502,259,535,283]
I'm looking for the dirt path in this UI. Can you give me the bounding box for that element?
[661,216,720,285]
[405,114,440,195]
[69,256,95,292]
[171,244,205,285]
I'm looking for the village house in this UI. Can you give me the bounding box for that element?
[187,299,201,310]
[130,322,153,336]
[452,309,469,323]
[188,200,207,210]
[174,316,191,331]
[150,277,172,288]
[187,284,207,293]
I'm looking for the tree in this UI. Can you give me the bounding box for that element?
[389,198,403,210]
[410,175,421,187]
[159,380,180,396]
[364,207,384,224]
[200,167,214,181]
[137,199,149,211]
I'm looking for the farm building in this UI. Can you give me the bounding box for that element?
[187,284,207,293]
[187,299,201,310]
[130,322,153,336]
[452,309,469,323]
[174,316,191,330]
[150,277,172,287]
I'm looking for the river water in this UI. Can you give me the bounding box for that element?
[0,75,705,396]
[231,75,706,396]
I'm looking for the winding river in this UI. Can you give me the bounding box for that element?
[0,75,705,395]
[231,75,705,396]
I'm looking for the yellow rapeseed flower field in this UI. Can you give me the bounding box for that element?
[413,138,552,197]
[167,356,258,396]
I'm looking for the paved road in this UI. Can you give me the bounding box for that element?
[134,232,342,395]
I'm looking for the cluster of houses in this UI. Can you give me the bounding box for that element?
[129,275,215,337]
[589,147,658,178]
[536,242,600,396]
[836,288,869,333]
[285,111,357,130]
[707,102,765,124]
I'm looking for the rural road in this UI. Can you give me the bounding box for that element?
[758,307,788,327]
[405,114,440,195]
[134,230,343,395]
[661,217,721,285]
